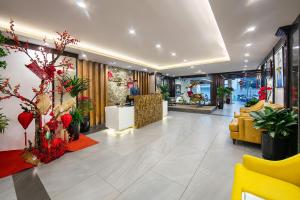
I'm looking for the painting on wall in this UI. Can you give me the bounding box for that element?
[107,66,133,105]
[275,48,284,88]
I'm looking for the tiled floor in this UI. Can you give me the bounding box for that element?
[0,108,261,200]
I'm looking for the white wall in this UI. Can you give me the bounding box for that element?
[0,50,42,151]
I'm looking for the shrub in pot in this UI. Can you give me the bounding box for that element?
[217,87,226,109]
[68,107,83,141]
[159,84,170,101]
[250,107,298,160]
[78,96,93,133]
[244,97,259,107]
[225,87,234,104]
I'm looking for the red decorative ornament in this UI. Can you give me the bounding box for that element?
[26,62,48,80]
[18,111,34,146]
[108,71,113,79]
[61,113,72,128]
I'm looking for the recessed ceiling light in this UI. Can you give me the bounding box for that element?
[129,28,136,35]
[244,59,248,63]
[246,43,252,47]
[293,46,299,49]
[76,1,87,8]
[143,68,148,71]
[166,73,169,76]
[244,53,250,57]
[81,53,87,58]
[246,26,256,32]
[243,65,248,68]
[171,52,176,56]
[155,44,161,49]
[183,59,187,62]
[190,66,194,69]
[127,65,132,68]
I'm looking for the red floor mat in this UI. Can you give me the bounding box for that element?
[0,150,34,178]
[66,134,98,152]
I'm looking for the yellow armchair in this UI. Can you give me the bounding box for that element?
[231,154,300,200]
[234,100,265,118]
[229,116,262,144]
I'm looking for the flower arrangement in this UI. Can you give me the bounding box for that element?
[258,86,272,101]
[0,20,79,163]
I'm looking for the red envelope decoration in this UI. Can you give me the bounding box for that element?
[26,62,48,80]
[61,113,72,128]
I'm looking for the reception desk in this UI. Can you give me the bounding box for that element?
[105,94,167,130]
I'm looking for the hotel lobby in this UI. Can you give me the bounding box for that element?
[0,0,299,200]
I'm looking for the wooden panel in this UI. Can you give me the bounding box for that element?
[89,62,95,126]
[100,64,106,124]
[94,63,100,125]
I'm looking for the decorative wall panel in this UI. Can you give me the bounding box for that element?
[134,94,162,128]
[77,60,107,127]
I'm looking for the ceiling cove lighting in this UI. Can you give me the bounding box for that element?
[155,44,161,49]
[128,28,136,35]
[246,26,256,32]
[246,43,252,47]
[0,12,229,70]
[244,53,250,57]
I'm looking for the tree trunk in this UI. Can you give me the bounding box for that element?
[34,114,42,150]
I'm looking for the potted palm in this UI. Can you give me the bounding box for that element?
[68,107,83,140]
[78,96,93,132]
[250,107,298,160]
[225,87,234,104]
[217,86,226,109]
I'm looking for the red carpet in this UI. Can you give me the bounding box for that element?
[66,134,98,152]
[0,150,34,178]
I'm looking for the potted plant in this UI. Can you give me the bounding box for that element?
[250,107,298,160]
[159,84,170,101]
[0,108,9,133]
[244,97,259,107]
[217,86,226,109]
[78,96,93,132]
[67,107,83,140]
[225,87,234,104]
[63,75,89,98]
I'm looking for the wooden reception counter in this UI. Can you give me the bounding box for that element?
[105,94,167,130]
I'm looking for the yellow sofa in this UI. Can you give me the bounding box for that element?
[229,116,262,144]
[231,154,300,200]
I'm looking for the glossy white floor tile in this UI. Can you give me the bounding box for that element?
[34,110,260,200]
[0,176,17,200]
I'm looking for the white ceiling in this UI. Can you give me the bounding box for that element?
[0,0,299,75]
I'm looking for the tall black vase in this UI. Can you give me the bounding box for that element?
[80,116,90,133]
[68,123,80,141]
[262,133,290,160]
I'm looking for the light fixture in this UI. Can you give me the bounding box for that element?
[246,26,256,32]
[190,66,194,69]
[81,53,87,58]
[143,68,148,71]
[171,52,176,56]
[129,28,136,35]
[244,65,247,68]
[76,1,87,8]
[127,65,132,68]
[244,59,248,63]
[246,43,252,47]
[293,46,299,49]
[166,73,169,76]
[183,59,187,62]
[244,53,250,57]
[155,44,161,49]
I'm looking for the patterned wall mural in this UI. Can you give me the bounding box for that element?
[107,66,133,106]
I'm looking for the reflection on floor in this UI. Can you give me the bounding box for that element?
[0,110,261,200]
[212,101,245,117]
[169,104,217,114]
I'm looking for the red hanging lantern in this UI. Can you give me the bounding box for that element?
[18,111,34,146]
[61,113,72,128]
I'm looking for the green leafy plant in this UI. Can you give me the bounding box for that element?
[250,107,298,138]
[159,84,170,101]
[217,86,226,98]
[69,107,83,125]
[245,98,259,107]
[0,31,8,69]
[0,108,9,133]
[225,87,234,95]
[64,76,89,97]
[78,96,94,116]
